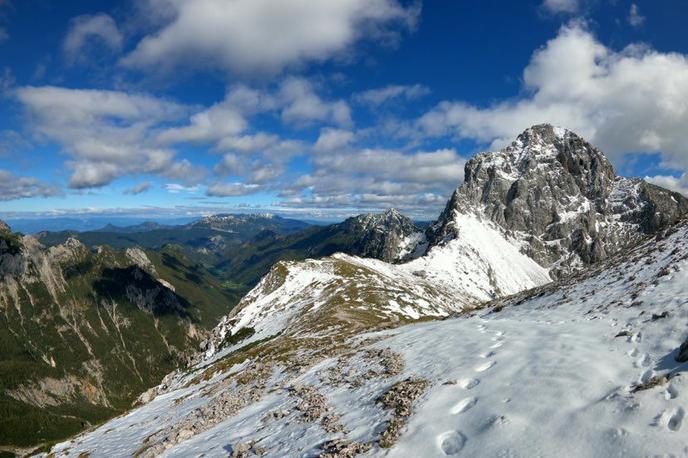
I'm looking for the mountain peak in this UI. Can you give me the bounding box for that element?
[0,220,10,233]
[429,125,688,275]
[340,209,424,262]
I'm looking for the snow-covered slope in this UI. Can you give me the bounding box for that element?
[195,211,551,364]
[44,218,688,457]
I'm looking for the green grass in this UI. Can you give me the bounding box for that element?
[0,242,237,449]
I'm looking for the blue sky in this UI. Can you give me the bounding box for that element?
[1,0,688,223]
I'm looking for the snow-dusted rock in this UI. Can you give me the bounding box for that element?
[427,124,688,276]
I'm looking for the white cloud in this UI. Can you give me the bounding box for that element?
[124,181,152,195]
[628,4,645,27]
[542,0,579,14]
[249,163,284,184]
[160,78,345,148]
[282,147,466,215]
[278,77,351,127]
[206,182,261,197]
[165,183,199,193]
[645,174,688,196]
[63,13,123,64]
[353,84,430,106]
[418,23,688,172]
[0,169,62,201]
[214,154,245,176]
[158,100,247,144]
[122,0,419,76]
[16,86,196,188]
[314,128,354,153]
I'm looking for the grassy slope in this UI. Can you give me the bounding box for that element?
[0,239,234,452]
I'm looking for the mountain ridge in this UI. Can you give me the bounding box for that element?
[427,124,688,275]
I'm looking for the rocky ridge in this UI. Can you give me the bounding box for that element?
[427,124,688,276]
[334,209,425,262]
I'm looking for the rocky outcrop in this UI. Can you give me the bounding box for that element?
[0,223,26,277]
[427,124,688,276]
[336,209,425,262]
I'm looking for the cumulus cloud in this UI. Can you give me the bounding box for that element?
[0,169,62,201]
[281,147,466,215]
[165,183,199,193]
[122,0,419,76]
[314,128,354,153]
[16,85,195,188]
[63,13,123,64]
[206,182,260,197]
[124,181,152,195]
[353,84,430,106]
[278,77,351,127]
[158,100,247,144]
[214,154,246,176]
[541,0,579,14]
[645,174,688,196]
[628,4,645,27]
[418,23,688,172]
[160,78,346,148]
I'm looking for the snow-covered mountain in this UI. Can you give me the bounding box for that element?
[42,126,688,457]
[427,124,688,276]
[332,208,425,262]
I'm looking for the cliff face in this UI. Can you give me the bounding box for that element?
[0,229,232,450]
[427,124,688,275]
[336,209,425,262]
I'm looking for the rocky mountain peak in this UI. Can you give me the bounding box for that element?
[0,220,10,233]
[428,125,688,275]
[339,209,424,262]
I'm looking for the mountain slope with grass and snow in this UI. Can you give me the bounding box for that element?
[41,126,688,457]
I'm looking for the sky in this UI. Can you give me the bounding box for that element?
[1,0,688,223]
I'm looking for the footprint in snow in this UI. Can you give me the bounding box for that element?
[668,407,685,431]
[458,378,480,390]
[490,341,504,349]
[634,353,651,368]
[630,332,642,343]
[627,348,638,357]
[438,430,466,455]
[480,351,495,359]
[639,369,655,384]
[475,361,496,372]
[450,397,477,415]
[665,384,679,400]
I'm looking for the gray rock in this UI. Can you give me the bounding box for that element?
[676,338,688,363]
[426,124,688,277]
[336,208,424,262]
